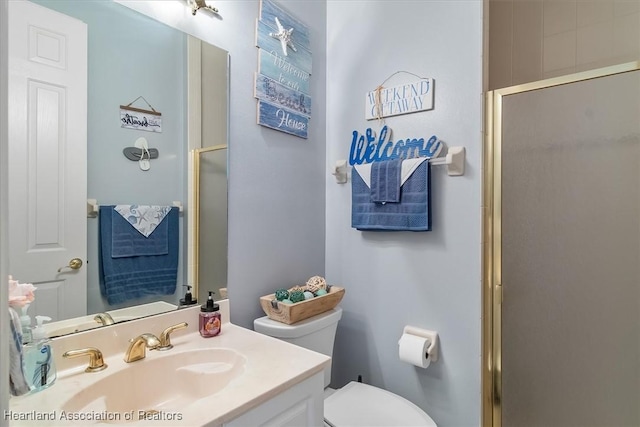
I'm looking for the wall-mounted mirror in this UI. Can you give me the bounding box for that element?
[7,0,228,338]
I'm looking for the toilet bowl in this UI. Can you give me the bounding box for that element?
[254,308,437,426]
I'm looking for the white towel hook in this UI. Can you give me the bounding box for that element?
[332,160,348,184]
[429,146,465,176]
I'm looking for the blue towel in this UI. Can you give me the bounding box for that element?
[352,160,431,231]
[99,206,179,305]
[111,208,168,258]
[370,159,402,203]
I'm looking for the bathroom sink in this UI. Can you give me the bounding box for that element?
[61,348,246,423]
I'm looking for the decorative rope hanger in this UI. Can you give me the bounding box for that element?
[373,70,430,123]
[120,96,162,117]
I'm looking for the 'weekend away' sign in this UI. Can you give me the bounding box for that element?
[365,78,434,120]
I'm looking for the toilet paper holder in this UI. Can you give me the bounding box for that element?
[403,325,439,362]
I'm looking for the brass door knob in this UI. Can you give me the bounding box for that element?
[58,257,83,272]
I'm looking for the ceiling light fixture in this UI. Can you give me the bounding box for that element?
[188,0,219,16]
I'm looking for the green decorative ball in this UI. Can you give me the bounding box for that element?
[303,291,314,300]
[290,291,305,303]
[275,289,290,301]
[315,289,328,297]
[281,299,293,304]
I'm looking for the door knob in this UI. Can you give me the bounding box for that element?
[58,258,83,272]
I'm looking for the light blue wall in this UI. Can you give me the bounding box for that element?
[325,1,484,426]
[115,0,328,328]
[33,0,187,312]
[226,0,328,328]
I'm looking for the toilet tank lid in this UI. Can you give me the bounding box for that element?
[253,307,342,339]
[324,381,437,427]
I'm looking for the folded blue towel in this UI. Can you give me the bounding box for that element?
[9,307,30,396]
[352,160,431,231]
[99,206,179,305]
[111,208,168,258]
[370,159,402,203]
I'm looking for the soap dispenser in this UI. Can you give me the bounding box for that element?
[19,304,32,344]
[23,316,56,392]
[179,285,198,308]
[199,291,221,338]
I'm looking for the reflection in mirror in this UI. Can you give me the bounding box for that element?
[15,0,229,338]
[193,146,229,304]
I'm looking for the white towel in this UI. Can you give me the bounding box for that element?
[353,158,428,189]
[114,205,172,237]
[8,307,30,396]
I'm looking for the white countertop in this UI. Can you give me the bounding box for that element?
[8,302,330,426]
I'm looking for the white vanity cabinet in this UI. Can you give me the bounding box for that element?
[222,371,325,427]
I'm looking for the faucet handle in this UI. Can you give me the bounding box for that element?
[94,312,115,326]
[63,347,108,373]
[158,322,188,351]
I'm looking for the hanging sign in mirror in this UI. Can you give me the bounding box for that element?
[120,96,162,133]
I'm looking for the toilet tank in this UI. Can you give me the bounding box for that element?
[254,307,342,387]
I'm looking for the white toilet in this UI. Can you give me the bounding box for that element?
[254,307,437,427]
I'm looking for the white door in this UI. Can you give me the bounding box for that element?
[8,0,87,322]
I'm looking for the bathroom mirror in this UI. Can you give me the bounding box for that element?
[11,0,229,338]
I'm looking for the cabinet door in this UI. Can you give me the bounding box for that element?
[223,372,324,427]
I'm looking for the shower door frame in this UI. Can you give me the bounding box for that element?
[482,60,640,427]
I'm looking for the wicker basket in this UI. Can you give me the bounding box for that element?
[259,286,345,325]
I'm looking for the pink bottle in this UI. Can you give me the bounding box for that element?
[199,291,221,338]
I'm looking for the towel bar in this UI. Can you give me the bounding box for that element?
[87,200,183,218]
[332,146,466,183]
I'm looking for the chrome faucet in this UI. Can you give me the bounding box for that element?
[157,322,188,351]
[124,333,160,363]
[63,347,107,372]
[94,312,115,326]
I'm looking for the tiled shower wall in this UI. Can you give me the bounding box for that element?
[489,0,640,90]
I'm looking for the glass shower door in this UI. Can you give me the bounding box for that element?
[193,145,228,304]
[499,68,640,426]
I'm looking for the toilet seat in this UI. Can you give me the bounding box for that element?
[324,381,437,426]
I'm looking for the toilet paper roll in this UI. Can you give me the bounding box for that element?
[398,333,431,368]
